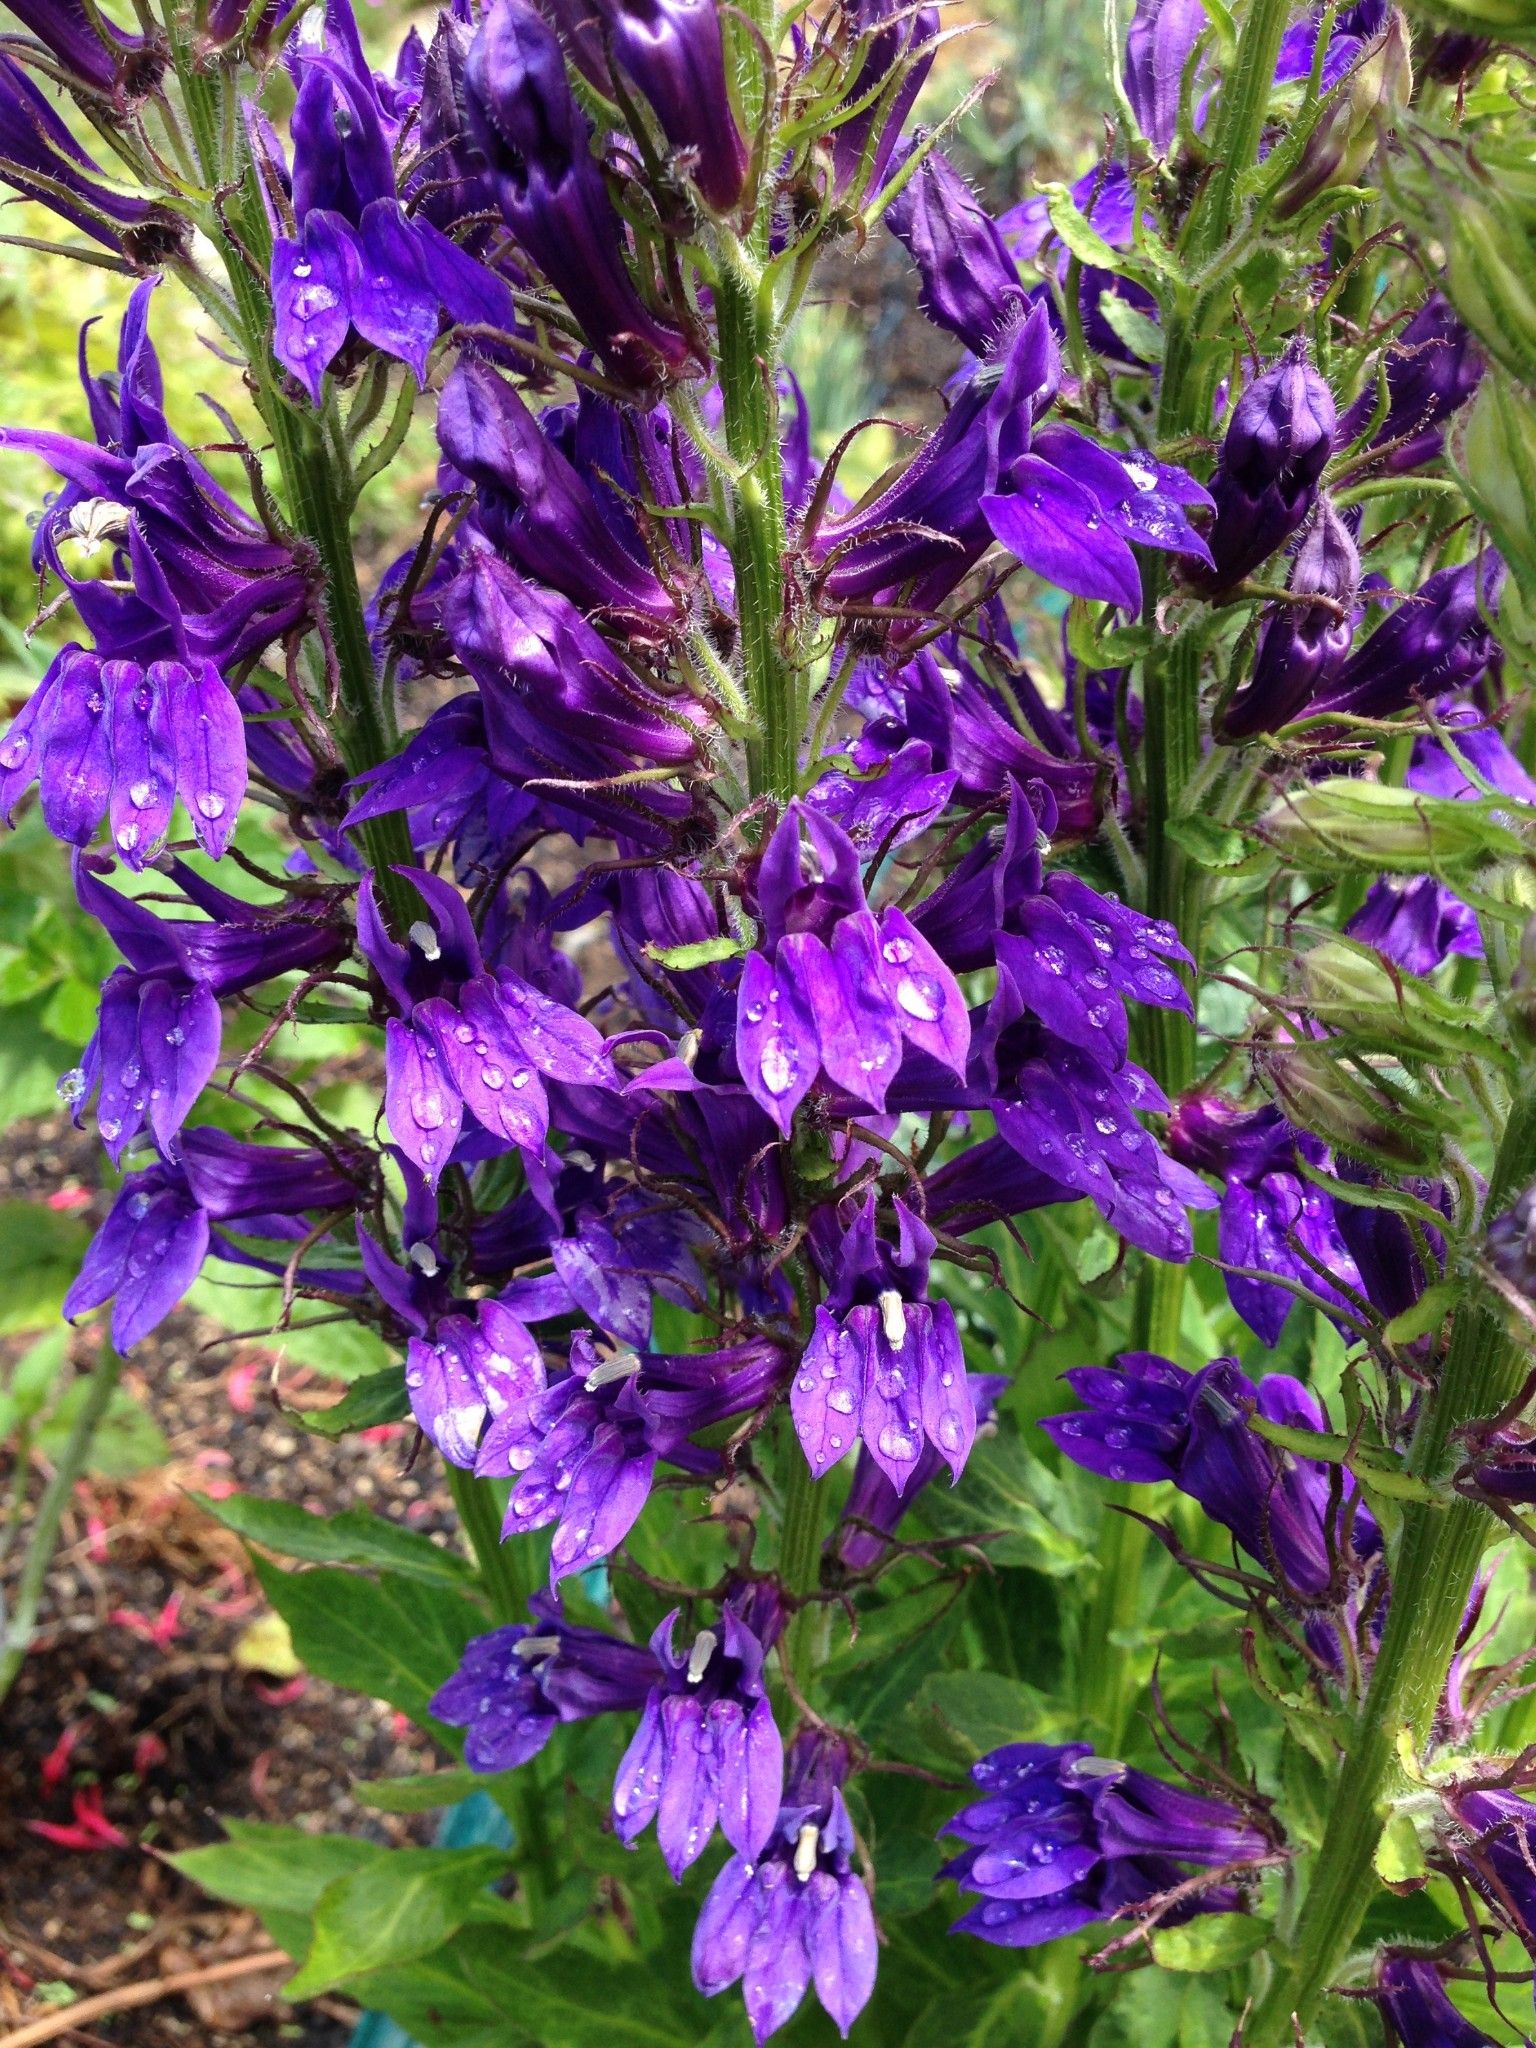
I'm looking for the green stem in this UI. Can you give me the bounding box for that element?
[0,1338,123,1705]
[1250,1098,1536,2043]
[1194,0,1292,263]
[448,1466,529,1626]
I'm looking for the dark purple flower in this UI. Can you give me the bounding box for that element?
[0,54,183,261]
[614,1583,784,1876]
[1488,1181,1536,1302]
[1124,0,1206,151]
[942,1742,1266,1948]
[437,358,682,632]
[1166,1092,1362,1344]
[884,141,1026,355]
[1442,1788,1536,1953]
[430,1590,658,1766]
[732,802,969,1131]
[1375,1956,1505,2048]
[1194,339,1336,594]
[1042,1351,1381,1602]
[1,0,162,102]
[1001,163,1161,367]
[830,1373,1008,1573]
[500,1333,788,1582]
[464,0,697,391]
[793,1194,972,1493]
[1339,295,1483,475]
[1345,874,1481,977]
[1311,554,1502,722]
[586,0,748,213]
[1407,702,1536,804]
[691,1730,877,2043]
[811,305,1212,620]
[1328,1159,1448,1327]
[829,0,938,202]
[1220,498,1360,738]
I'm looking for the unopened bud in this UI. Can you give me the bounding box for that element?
[1296,939,1498,1064]
[1256,779,1523,874]
[1274,10,1412,220]
[1455,372,1536,611]
[1256,1028,1449,1172]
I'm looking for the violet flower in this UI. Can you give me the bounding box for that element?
[691,1730,877,2043]
[430,1591,658,1766]
[1220,498,1360,738]
[733,801,970,1132]
[793,1194,973,1493]
[884,141,1027,356]
[1194,338,1336,594]
[1375,1955,1505,2048]
[1311,554,1502,722]
[829,0,939,202]
[590,0,749,213]
[1041,1351,1381,1603]
[1441,1787,1536,1953]
[614,1583,784,1876]
[464,0,697,392]
[830,1373,1009,1573]
[0,54,183,262]
[942,1743,1266,1947]
[1338,295,1483,475]
[1345,874,1481,977]
[2,0,163,102]
[1001,162,1161,367]
[1124,0,1206,152]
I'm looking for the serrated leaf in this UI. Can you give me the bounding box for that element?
[199,1493,475,1588]
[253,1558,484,1727]
[1038,182,1126,272]
[167,1819,383,1920]
[905,1670,1057,1762]
[642,934,744,970]
[286,1846,512,1998]
[1095,290,1165,361]
[1167,814,1264,872]
[294,1366,410,1438]
[1149,1913,1273,1972]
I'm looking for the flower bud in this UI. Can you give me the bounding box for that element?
[1123,0,1206,154]
[588,0,749,213]
[1455,371,1536,610]
[1255,1027,1450,1172]
[1487,1180,1536,1298]
[884,142,1026,354]
[1341,293,1482,477]
[1256,777,1522,874]
[1444,178,1536,386]
[1220,497,1359,738]
[1196,340,1336,592]
[1295,938,1495,1065]
[1312,555,1502,722]
[1273,8,1411,220]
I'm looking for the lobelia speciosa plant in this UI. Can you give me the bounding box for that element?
[2,0,1536,2039]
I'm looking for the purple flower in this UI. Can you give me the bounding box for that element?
[1375,1956,1505,2048]
[501,1333,788,1582]
[1345,874,1481,977]
[810,305,1212,620]
[404,1296,547,1471]
[1001,163,1161,367]
[793,1194,972,1493]
[1488,1181,1536,1302]
[1311,554,1502,722]
[830,1374,1009,1573]
[829,0,938,202]
[1328,1160,1448,1327]
[1,0,162,104]
[1166,1092,1363,1344]
[1220,498,1360,738]
[732,802,969,1132]
[1124,0,1206,152]
[430,1591,658,1767]
[0,648,246,866]
[1194,339,1336,594]
[884,142,1026,355]
[614,1583,784,1876]
[1339,295,1483,474]
[691,1730,877,2043]
[436,358,683,632]
[942,1743,1266,1948]
[1442,1787,1536,1953]
[584,0,748,213]
[0,54,183,262]
[1042,1351,1380,1603]
[464,0,697,391]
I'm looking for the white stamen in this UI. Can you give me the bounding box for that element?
[678,1029,701,1069]
[583,1348,643,1392]
[793,1823,819,1882]
[513,1634,560,1661]
[408,1240,441,1276]
[63,497,131,554]
[878,1289,908,1348]
[686,1629,718,1684]
[408,919,441,961]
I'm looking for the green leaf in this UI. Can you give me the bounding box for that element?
[294,1366,410,1438]
[187,1268,392,1378]
[167,1819,383,1920]
[1094,290,1165,361]
[642,934,745,970]
[1149,1913,1273,1972]
[38,1380,169,1478]
[253,1558,484,1726]
[1383,1283,1459,1348]
[904,1670,1058,1763]
[1166,814,1264,873]
[0,1201,90,1335]
[357,1768,518,1814]
[198,1494,476,1589]
[919,1432,1093,1576]
[1,1324,68,1434]
[1039,182,1127,272]
[286,1846,513,1999]
[1374,1810,1428,1888]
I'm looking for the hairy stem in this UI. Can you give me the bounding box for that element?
[777,1438,829,1686]
[0,1337,123,1705]
[1250,1097,1536,2041]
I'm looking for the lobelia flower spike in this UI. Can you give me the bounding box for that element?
[1219,497,1360,738]
[941,1743,1268,1948]
[691,1730,877,2043]
[429,1590,659,1769]
[1192,337,1336,594]
[793,1193,973,1494]
[613,1581,785,1877]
